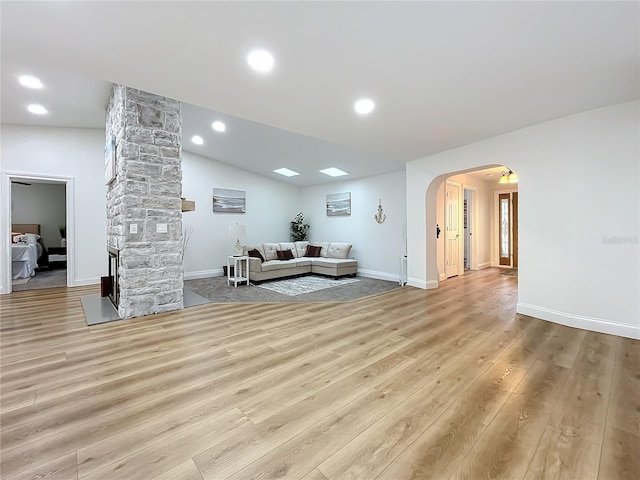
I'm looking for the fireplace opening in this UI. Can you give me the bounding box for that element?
[108,247,119,308]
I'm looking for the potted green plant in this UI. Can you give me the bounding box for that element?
[59,225,66,247]
[290,212,310,241]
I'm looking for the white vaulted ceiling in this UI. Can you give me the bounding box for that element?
[1,1,638,186]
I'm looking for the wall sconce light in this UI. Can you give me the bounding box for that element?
[499,168,518,184]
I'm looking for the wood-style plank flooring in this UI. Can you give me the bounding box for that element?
[1,269,638,480]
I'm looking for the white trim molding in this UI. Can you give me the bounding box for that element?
[462,184,479,271]
[424,279,439,289]
[74,277,101,287]
[1,174,11,294]
[517,302,640,340]
[184,269,223,281]
[1,172,76,293]
[357,269,398,283]
[186,268,405,283]
[407,277,429,289]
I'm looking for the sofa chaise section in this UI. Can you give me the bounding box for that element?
[242,241,357,282]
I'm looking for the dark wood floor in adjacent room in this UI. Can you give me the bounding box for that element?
[1,268,638,480]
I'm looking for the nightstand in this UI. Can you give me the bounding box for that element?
[48,247,67,268]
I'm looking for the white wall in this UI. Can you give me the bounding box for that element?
[181,151,301,278]
[11,182,66,248]
[406,100,640,339]
[300,171,407,281]
[477,181,495,268]
[2,126,399,288]
[1,126,107,290]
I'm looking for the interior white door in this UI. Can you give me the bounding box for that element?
[445,181,460,279]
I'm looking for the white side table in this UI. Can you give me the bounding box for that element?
[399,255,408,286]
[227,256,250,287]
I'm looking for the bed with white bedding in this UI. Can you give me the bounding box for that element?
[12,242,39,279]
[11,224,46,280]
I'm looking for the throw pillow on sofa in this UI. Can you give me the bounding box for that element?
[248,248,265,263]
[311,242,330,257]
[276,249,295,260]
[304,245,322,257]
[279,242,298,258]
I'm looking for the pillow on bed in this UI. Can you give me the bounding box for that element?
[23,233,40,244]
[11,232,22,243]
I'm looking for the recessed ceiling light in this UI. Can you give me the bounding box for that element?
[212,121,226,132]
[354,98,375,114]
[274,168,300,177]
[247,49,274,73]
[319,167,349,177]
[27,104,47,115]
[19,75,43,89]
[191,135,204,145]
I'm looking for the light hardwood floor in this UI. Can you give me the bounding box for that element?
[0,269,638,480]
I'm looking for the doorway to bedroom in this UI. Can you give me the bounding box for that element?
[7,175,71,292]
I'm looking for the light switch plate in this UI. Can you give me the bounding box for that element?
[156,223,168,233]
[129,223,138,234]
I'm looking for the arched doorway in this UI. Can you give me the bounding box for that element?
[413,164,517,289]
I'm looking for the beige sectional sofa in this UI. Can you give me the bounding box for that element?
[242,241,357,282]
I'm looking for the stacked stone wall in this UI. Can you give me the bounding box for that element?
[106,85,183,318]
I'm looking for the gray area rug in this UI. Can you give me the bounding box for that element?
[185,275,401,303]
[12,268,67,291]
[256,276,360,296]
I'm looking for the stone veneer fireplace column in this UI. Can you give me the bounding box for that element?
[105,85,183,318]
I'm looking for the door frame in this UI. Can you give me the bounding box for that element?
[2,172,75,293]
[463,186,479,271]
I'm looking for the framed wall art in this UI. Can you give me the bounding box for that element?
[326,192,351,216]
[213,188,246,213]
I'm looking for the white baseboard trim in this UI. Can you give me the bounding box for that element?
[439,273,446,281]
[425,280,439,289]
[477,262,492,270]
[407,277,428,289]
[517,302,640,340]
[184,269,223,280]
[357,269,399,283]
[73,277,100,287]
[187,268,401,282]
